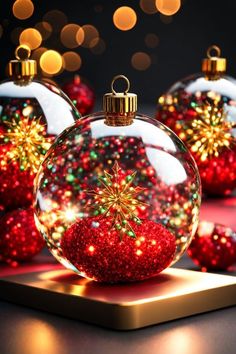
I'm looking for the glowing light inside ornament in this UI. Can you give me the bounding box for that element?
[1,117,51,173]
[188,102,236,161]
[89,161,147,238]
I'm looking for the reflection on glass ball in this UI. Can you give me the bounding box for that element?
[0,80,79,211]
[35,112,201,283]
[157,73,236,196]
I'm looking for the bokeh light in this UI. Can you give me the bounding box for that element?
[140,0,158,14]
[19,28,42,50]
[40,50,63,75]
[156,0,181,16]
[12,0,34,20]
[43,10,68,32]
[31,47,47,62]
[81,25,99,48]
[113,7,137,31]
[90,38,106,55]
[145,33,159,48]
[131,52,151,70]
[61,24,84,48]
[62,51,82,71]
[35,22,52,41]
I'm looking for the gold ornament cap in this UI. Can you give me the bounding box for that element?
[103,75,137,126]
[8,45,37,83]
[202,45,226,78]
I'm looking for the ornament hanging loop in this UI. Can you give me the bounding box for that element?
[207,45,221,59]
[15,44,31,60]
[111,75,130,95]
[103,74,137,126]
[202,44,226,80]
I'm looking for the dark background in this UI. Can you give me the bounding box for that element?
[0,0,235,104]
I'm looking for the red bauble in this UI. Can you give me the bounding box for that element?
[61,217,176,283]
[188,221,236,270]
[0,145,34,211]
[62,76,95,116]
[0,208,44,265]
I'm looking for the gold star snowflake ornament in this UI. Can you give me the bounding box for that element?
[89,161,147,238]
[1,117,52,173]
[187,102,236,161]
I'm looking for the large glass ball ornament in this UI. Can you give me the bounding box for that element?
[0,45,79,211]
[157,45,236,196]
[35,75,201,283]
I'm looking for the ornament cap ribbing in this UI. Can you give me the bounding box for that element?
[8,45,37,84]
[103,75,137,126]
[202,45,226,79]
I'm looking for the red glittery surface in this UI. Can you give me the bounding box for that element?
[0,145,34,211]
[63,77,95,116]
[188,221,236,270]
[61,216,176,283]
[0,208,45,266]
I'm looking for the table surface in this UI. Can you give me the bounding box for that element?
[0,198,236,354]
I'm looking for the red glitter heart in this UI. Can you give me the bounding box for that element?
[61,217,176,283]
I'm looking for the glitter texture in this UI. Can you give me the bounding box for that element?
[188,221,236,271]
[34,112,201,282]
[0,208,45,266]
[61,216,176,283]
[157,74,236,196]
[63,76,95,116]
[0,79,78,211]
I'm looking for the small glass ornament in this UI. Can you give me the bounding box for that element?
[35,75,201,283]
[62,75,95,116]
[157,45,236,196]
[0,45,79,211]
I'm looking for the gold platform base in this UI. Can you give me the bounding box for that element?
[0,268,235,330]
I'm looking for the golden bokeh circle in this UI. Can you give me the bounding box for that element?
[40,50,63,75]
[81,25,99,48]
[155,0,181,16]
[62,52,82,71]
[19,28,42,50]
[43,10,68,32]
[35,22,52,41]
[12,0,34,20]
[131,52,151,71]
[140,0,158,14]
[61,24,84,48]
[113,7,137,31]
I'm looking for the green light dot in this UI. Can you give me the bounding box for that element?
[66,174,75,182]
[126,175,132,182]
[127,231,135,238]
[122,220,127,225]
[90,151,98,160]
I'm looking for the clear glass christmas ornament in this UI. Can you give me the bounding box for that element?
[35,75,201,283]
[0,45,79,211]
[157,45,236,196]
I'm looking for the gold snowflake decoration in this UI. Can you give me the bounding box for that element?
[88,161,147,238]
[1,117,52,173]
[186,102,236,161]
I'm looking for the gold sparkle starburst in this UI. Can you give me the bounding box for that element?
[1,117,52,173]
[186,102,236,161]
[88,161,147,238]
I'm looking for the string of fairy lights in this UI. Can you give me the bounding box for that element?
[0,0,183,77]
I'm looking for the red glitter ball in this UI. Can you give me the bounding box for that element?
[63,76,95,116]
[188,221,236,270]
[0,145,34,211]
[61,217,176,283]
[0,208,45,265]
